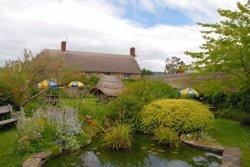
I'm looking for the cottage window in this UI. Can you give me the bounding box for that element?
[104,72,110,76]
[124,73,130,79]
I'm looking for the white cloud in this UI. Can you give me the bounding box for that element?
[161,0,247,22]
[0,0,245,71]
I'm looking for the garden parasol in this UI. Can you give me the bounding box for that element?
[38,80,57,89]
[68,81,84,88]
[180,88,199,98]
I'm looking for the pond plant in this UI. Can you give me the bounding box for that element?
[104,124,133,150]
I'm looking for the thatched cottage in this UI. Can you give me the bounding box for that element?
[42,41,141,80]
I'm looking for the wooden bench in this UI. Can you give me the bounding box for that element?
[0,105,18,127]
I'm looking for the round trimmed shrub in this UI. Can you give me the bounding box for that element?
[154,127,179,147]
[140,99,214,135]
[104,124,132,150]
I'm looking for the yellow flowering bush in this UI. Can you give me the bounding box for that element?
[154,127,179,147]
[140,99,214,135]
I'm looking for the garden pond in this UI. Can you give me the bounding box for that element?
[45,135,222,167]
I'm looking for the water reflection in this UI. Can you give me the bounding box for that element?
[45,135,222,167]
[80,151,192,167]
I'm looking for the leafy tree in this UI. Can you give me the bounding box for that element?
[141,68,153,76]
[1,49,86,106]
[185,2,250,87]
[165,56,185,74]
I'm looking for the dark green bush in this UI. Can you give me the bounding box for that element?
[240,114,250,126]
[107,80,178,130]
[87,76,100,87]
[201,87,250,121]
[23,102,40,117]
[0,81,14,106]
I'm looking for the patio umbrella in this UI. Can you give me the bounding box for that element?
[68,81,84,88]
[38,80,57,89]
[48,80,58,88]
[180,88,199,98]
[37,80,49,89]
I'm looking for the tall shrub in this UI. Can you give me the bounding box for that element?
[0,81,14,106]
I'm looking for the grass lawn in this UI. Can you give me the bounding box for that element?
[0,128,30,167]
[1,117,250,166]
[212,119,250,167]
[60,98,109,122]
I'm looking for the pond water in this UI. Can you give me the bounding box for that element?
[45,135,222,167]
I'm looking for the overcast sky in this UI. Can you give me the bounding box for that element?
[0,0,247,71]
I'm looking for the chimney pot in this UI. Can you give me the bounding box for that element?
[61,41,66,52]
[130,47,136,57]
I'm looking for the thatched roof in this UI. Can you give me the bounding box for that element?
[91,75,125,97]
[43,49,141,74]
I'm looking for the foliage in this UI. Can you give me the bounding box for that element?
[108,79,178,130]
[0,50,86,106]
[83,119,103,138]
[86,75,100,87]
[104,124,133,150]
[141,68,153,76]
[202,88,250,121]
[193,77,250,121]
[16,107,89,153]
[0,81,14,106]
[185,2,250,88]
[23,102,40,117]
[165,56,185,74]
[240,114,250,126]
[140,99,214,135]
[154,127,179,147]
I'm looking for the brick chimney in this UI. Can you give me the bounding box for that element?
[61,41,67,52]
[130,47,136,57]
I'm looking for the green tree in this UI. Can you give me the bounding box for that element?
[185,2,250,87]
[141,68,153,76]
[165,56,185,74]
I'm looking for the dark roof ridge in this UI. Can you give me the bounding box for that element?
[44,48,131,57]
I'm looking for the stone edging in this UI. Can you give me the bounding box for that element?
[222,147,241,167]
[180,139,241,167]
[180,138,225,154]
[22,151,53,167]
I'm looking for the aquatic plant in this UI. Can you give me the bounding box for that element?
[104,124,132,150]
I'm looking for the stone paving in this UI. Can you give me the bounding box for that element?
[222,148,241,167]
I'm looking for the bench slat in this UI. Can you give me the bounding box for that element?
[0,118,18,126]
[0,105,11,115]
